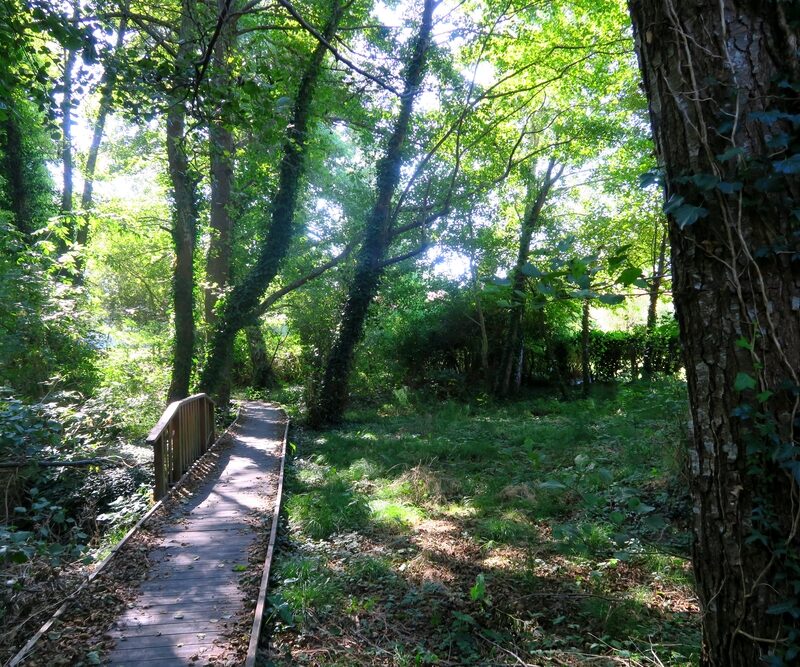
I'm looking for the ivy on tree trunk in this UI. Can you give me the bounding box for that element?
[307,0,436,427]
[199,0,343,397]
[166,0,200,402]
[628,2,800,664]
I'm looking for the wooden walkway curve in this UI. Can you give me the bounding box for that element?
[105,401,286,666]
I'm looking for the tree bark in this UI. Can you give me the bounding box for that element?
[75,7,129,279]
[246,325,276,389]
[166,0,199,402]
[307,0,436,427]
[1,114,32,236]
[60,21,78,242]
[496,159,560,397]
[628,2,800,664]
[199,0,343,396]
[204,0,238,330]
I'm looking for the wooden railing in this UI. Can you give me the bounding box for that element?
[147,393,216,500]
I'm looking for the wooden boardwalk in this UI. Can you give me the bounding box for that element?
[105,402,285,666]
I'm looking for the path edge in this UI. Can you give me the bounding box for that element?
[6,402,247,667]
[245,407,290,667]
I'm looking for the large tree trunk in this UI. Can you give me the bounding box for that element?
[246,325,276,389]
[1,114,32,236]
[75,8,128,279]
[203,0,239,406]
[199,0,342,396]
[204,0,237,330]
[205,121,234,326]
[496,159,560,397]
[307,0,435,427]
[166,0,199,402]
[628,2,800,665]
[60,20,78,244]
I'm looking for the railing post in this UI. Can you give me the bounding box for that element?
[154,435,166,500]
[148,394,218,499]
[171,416,181,483]
[209,400,215,446]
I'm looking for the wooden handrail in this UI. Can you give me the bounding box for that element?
[147,393,216,499]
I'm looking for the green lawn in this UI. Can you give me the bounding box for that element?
[265,380,700,666]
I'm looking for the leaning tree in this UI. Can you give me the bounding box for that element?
[628,2,800,665]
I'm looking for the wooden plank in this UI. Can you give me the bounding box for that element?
[108,618,237,637]
[8,403,249,667]
[245,415,290,667]
[106,642,230,661]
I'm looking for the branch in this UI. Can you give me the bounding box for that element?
[0,457,130,469]
[379,242,432,269]
[274,0,400,96]
[192,0,235,101]
[252,243,354,318]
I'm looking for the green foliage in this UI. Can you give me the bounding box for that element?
[285,476,370,539]
[270,380,698,664]
[0,224,99,397]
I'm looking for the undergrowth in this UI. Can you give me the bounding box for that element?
[265,379,699,665]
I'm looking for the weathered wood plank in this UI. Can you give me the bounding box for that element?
[105,403,285,665]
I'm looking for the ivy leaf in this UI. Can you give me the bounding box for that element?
[773,154,800,174]
[663,194,685,215]
[538,480,566,491]
[716,146,745,162]
[520,263,542,278]
[638,169,662,189]
[691,173,718,190]
[716,181,743,194]
[673,204,708,228]
[616,266,642,286]
[766,599,800,617]
[598,294,625,306]
[734,372,757,392]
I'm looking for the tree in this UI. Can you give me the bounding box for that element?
[165,0,200,401]
[199,0,344,397]
[627,2,800,664]
[307,0,436,427]
[495,158,563,397]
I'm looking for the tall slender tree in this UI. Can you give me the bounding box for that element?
[495,158,562,397]
[166,0,200,401]
[199,0,343,396]
[75,4,129,279]
[307,0,436,427]
[628,2,800,664]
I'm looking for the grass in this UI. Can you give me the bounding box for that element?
[265,379,700,666]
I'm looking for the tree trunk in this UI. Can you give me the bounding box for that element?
[200,0,342,396]
[60,25,78,243]
[581,297,590,398]
[205,121,234,327]
[166,0,199,402]
[628,2,800,664]
[496,160,560,397]
[1,114,32,236]
[246,325,276,389]
[643,220,667,375]
[307,0,435,427]
[204,0,237,330]
[75,8,128,279]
